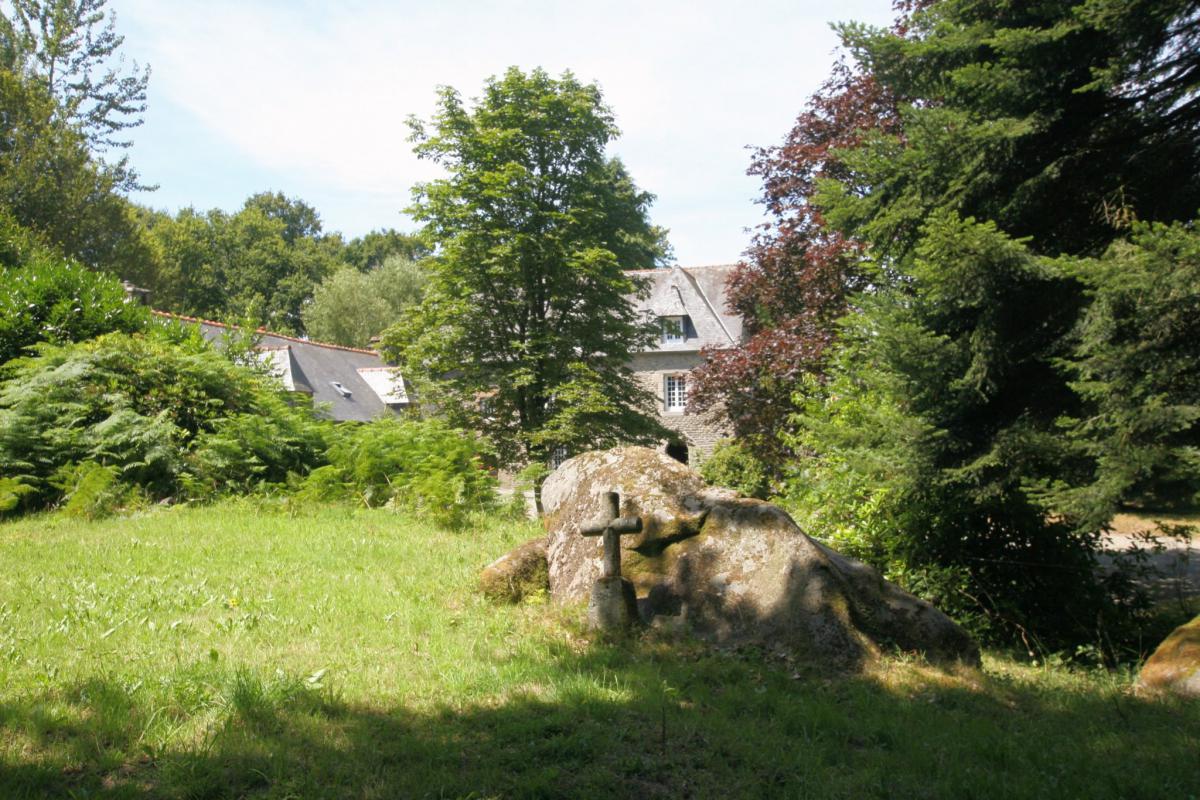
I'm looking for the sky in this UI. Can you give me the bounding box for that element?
[117,0,896,266]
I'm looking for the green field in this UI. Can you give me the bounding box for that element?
[1,502,1197,799]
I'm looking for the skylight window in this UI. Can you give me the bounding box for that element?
[357,368,409,405]
[330,381,352,398]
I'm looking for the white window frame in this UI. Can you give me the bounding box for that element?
[548,445,570,470]
[660,315,685,344]
[664,374,687,412]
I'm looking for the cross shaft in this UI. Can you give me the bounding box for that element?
[580,491,642,578]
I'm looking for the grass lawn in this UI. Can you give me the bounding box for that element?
[1,501,1197,799]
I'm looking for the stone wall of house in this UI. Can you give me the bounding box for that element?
[629,350,730,464]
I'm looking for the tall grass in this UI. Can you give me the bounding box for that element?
[1,501,1197,798]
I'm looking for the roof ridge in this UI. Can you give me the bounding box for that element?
[625,263,739,274]
[151,310,381,355]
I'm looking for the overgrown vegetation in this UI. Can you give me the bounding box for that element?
[0,328,323,512]
[0,325,495,524]
[0,504,1196,799]
[699,439,772,499]
[295,417,495,529]
[0,213,149,365]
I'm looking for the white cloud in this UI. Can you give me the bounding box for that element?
[118,0,896,262]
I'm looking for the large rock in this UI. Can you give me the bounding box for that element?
[479,537,549,604]
[1139,615,1200,697]
[542,446,980,667]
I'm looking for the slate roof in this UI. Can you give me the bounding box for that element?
[627,264,742,352]
[152,312,407,423]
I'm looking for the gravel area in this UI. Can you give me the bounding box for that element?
[1102,514,1199,603]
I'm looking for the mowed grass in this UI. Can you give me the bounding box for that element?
[1,502,1198,799]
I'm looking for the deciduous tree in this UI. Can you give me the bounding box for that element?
[149,194,343,333]
[0,0,157,280]
[1,0,148,184]
[383,67,671,468]
[302,256,426,347]
[690,62,898,473]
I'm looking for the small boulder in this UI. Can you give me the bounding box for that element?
[540,446,980,668]
[480,537,549,604]
[1139,615,1200,697]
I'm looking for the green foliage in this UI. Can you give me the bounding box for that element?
[386,67,671,468]
[0,329,328,508]
[770,0,1200,653]
[0,475,34,514]
[51,460,144,519]
[148,194,345,334]
[302,256,426,347]
[297,417,496,529]
[187,403,329,496]
[0,213,149,365]
[789,215,1112,648]
[0,67,157,281]
[826,0,1200,259]
[700,439,773,499]
[1045,219,1200,526]
[342,228,429,271]
[1,0,149,167]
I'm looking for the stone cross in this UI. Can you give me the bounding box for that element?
[579,490,643,632]
[580,491,643,579]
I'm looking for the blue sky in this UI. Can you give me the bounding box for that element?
[116,0,896,265]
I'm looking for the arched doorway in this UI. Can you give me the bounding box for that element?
[666,440,689,465]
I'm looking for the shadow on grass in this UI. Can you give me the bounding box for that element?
[2,640,1199,800]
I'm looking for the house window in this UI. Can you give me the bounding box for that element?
[549,445,570,470]
[664,374,687,412]
[660,315,689,343]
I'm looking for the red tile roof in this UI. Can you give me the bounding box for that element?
[151,310,380,355]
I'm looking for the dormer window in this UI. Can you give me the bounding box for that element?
[660,315,691,343]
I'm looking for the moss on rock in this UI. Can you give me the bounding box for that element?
[536,446,980,669]
[1139,615,1200,697]
[479,537,549,604]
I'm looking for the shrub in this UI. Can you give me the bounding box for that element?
[299,417,496,528]
[52,461,146,520]
[0,330,329,509]
[187,406,331,495]
[0,213,149,366]
[700,439,773,499]
[0,476,35,515]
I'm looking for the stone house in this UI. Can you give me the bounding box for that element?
[144,266,744,458]
[626,264,741,465]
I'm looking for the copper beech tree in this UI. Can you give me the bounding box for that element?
[689,62,900,470]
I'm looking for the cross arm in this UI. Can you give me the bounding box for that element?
[580,520,608,536]
[610,516,642,535]
[580,515,642,536]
